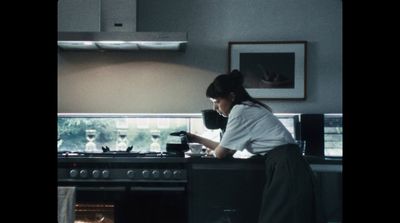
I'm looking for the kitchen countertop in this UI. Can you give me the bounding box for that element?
[186,154,342,164]
[58,154,342,166]
[186,155,342,172]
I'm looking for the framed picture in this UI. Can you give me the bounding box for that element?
[229,41,307,99]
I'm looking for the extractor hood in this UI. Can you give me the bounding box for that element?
[58,0,188,51]
[58,32,188,51]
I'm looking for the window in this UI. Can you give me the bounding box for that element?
[276,113,300,140]
[324,114,343,157]
[58,113,299,153]
[58,113,221,153]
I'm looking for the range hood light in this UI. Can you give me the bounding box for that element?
[96,41,139,50]
[97,41,125,44]
[58,32,188,51]
[137,41,187,50]
[58,41,97,50]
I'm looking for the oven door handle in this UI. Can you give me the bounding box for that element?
[76,186,126,192]
[130,186,186,192]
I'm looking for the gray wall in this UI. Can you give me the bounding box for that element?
[58,0,342,113]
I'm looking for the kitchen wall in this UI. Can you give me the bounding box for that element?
[58,0,342,113]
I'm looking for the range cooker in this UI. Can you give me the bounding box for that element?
[58,151,188,223]
[58,151,187,183]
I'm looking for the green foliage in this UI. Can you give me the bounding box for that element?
[58,117,188,152]
[58,118,116,151]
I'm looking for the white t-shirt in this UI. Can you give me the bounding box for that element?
[220,101,295,154]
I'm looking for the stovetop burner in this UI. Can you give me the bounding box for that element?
[101,145,133,153]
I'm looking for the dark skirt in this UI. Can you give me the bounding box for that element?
[258,144,325,223]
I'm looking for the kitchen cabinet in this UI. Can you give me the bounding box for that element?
[313,167,343,222]
[187,161,266,223]
[187,157,342,223]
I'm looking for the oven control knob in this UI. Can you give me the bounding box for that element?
[79,169,88,178]
[127,170,136,178]
[102,170,110,178]
[163,170,172,179]
[92,170,101,178]
[173,170,182,179]
[142,170,150,178]
[152,170,160,179]
[69,169,78,178]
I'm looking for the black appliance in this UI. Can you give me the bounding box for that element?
[201,109,228,132]
[166,131,190,156]
[58,151,188,223]
[300,114,325,156]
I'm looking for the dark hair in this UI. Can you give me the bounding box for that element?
[206,69,272,112]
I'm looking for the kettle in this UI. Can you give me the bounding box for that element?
[166,131,190,156]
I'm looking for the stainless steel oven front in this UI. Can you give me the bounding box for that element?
[58,157,188,223]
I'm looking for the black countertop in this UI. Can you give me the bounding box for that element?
[187,153,341,162]
[58,154,342,165]
[186,155,342,172]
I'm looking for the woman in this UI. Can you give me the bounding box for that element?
[188,70,324,223]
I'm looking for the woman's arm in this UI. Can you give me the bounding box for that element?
[213,144,236,158]
[187,133,235,159]
[187,133,218,150]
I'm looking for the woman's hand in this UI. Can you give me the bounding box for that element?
[186,132,198,143]
[205,148,214,156]
[186,133,220,154]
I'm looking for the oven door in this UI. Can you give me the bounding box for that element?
[71,184,187,223]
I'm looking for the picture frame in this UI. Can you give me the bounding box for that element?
[228,41,307,99]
